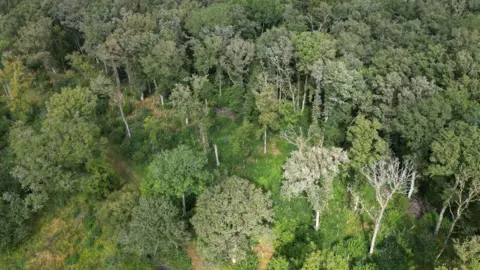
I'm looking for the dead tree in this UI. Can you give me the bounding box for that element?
[362,157,415,254]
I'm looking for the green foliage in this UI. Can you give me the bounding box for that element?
[143,145,210,198]
[191,176,273,264]
[268,256,290,270]
[347,115,388,170]
[301,250,348,270]
[124,197,189,258]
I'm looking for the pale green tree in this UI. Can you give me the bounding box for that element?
[281,132,349,231]
[302,250,348,270]
[142,145,210,215]
[124,197,189,258]
[191,176,274,264]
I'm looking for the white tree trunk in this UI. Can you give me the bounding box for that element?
[214,144,220,167]
[182,194,186,216]
[434,204,447,236]
[118,104,131,138]
[408,176,415,199]
[264,128,267,155]
[185,117,189,126]
[315,210,320,231]
[140,92,144,101]
[369,206,386,254]
[436,218,458,260]
[159,94,164,106]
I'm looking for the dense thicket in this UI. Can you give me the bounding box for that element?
[0,0,479,269]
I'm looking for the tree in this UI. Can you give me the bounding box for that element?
[253,73,280,154]
[257,27,297,108]
[235,0,283,30]
[293,31,335,111]
[301,250,348,270]
[435,173,480,260]
[346,115,388,171]
[429,122,480,236]
[124,197,189,258]
[191,176,273,264]
[220,37,255,86]
[230,120,258,165]
[90,75,131,138]
[0,59,34,120]
[170,83,195,125]
[360,157,416,254]
[141,39,187,94]
[282,140,349,231]
[310,59,367,130]
[14,16,53,69]
[453,235,480,269]
[0,192,31,252]
[10,87,111,207]
[142,145,210,215]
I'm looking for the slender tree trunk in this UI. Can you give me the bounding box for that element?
[118,104,131,138]
[112,62,121,90]
[263,128,267,155]
[182,194,186,216]
[103,61,108,76]
[140,92,144,101]
[315,210,320,231]
[408,176,415,199]
[159,94,164,106]
[185,117,189,126]
[436,218,458,260]
[434,205,448,236]
[369,205,387,254]
[214,144,220,167]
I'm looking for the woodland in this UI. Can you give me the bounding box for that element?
[0,0,479,269]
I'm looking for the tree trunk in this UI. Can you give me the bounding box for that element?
[182,194,186,216]
[159,95,164,106]
[118,104,131,138]
[214,144,220,167]
[112,63,121,90]
[369,206,386,254]
[185,117,189,126]
[263,128,267,155]
[434,204,448,236]
[103,61,108,76]
[302,76,308,112]
[408,176,415,199]
[314,210,320,231]
[436,218,458,260]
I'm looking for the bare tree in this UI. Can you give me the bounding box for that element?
[361,157,415,254]
[436,173,480,260]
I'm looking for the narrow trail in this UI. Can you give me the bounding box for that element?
[106,147,142,186]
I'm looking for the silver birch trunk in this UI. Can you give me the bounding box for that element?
[159,95,164,106]
[315,210,320,231]
[264,128,267,155]
[118,104,131,138]
[434,204,448,236]
[185,117,189,126]
[436,218,458,260]
[214,144,220,167]
[182,194,186,216]
[112,63,121,90]
[369,205,387,254]
[408,176,415,199]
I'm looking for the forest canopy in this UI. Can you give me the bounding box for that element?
[0,0,480,269]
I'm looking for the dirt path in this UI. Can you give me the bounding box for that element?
[106,147,142,186]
